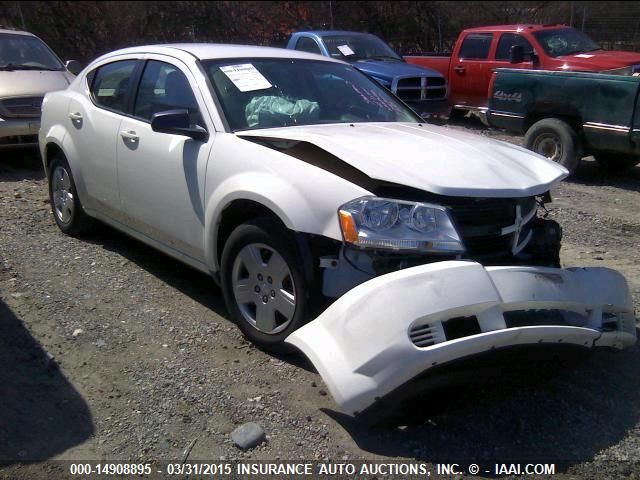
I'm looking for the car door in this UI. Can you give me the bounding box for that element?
[116,58,213,263]
[450,32,494,108]
[67,58,139,218]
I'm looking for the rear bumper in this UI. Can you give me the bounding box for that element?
[286,261,636,415]
[0,117,40,149]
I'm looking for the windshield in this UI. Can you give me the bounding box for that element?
[532,28,601,57]
[322,34,402,61]
[0,33,64,70]
[204,58,421,132]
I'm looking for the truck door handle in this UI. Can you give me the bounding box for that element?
[120,130,139,141]
[454,66,465,73]
[68,112,83,121]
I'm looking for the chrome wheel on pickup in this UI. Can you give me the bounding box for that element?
[220,218,308,352]
[532,133,563,161]
[524,118,582,174]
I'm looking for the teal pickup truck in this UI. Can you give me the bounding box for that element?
[487,68,640,173]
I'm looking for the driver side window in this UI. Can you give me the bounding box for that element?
[133,60,203,127]
[495,33,534,61]
[295,37,322,55]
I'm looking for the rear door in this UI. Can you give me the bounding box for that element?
[67,58,140,218]
[450,32,494,108]
[116,57,214,263]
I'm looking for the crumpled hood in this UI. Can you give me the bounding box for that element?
[0,70,71,98]
[351,59,442,81]
[238,123,568,198]
[559,50,640,71]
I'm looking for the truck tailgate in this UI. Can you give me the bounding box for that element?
[404,55,451,79]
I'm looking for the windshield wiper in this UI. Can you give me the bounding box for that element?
[367,55,401,61]
[0,63,61,71]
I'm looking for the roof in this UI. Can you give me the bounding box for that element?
[98,43,343,63]
[0,28,35,36]
[463,24,569,33]
[295,30,377,38]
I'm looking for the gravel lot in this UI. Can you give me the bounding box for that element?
[1,122,640,479]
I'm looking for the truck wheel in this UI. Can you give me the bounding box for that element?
[220,217,309,353]
[524,119,582,174]
[48,155,93,236]
[594,153,640,174]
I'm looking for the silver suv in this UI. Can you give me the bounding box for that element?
[1,28,79,150]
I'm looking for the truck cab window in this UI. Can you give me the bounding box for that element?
[496,33,534,61]
[459,33,493,60]
[295,37,322,55]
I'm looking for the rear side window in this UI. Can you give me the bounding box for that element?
[90,60,137,114]
[495,33,534,61]
[133,60,202,126]
[459,33,493,60]
[295,37,322,55]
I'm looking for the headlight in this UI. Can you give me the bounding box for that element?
[338,196,464,253]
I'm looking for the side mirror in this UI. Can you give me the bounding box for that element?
[65,60,82,75]
[509,45,525,64]
[151,109,208,142]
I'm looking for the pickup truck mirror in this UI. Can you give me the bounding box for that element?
[65,60,82,75]
[509,45,525,64]
[151,109,209,142]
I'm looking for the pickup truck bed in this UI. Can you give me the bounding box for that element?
[487,68,640,173]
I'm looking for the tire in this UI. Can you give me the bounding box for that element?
[594,152,640,174]
[220,217,310,353]
[48,155,93,236]
[524,118,582,174]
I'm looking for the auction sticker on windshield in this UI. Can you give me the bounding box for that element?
[337,44,355,56]
[219,64,272,92]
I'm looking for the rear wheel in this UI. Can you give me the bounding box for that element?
[594,152,640,174]
[220,218,309,352]
[48,155,92,236]
[524,118,582,174]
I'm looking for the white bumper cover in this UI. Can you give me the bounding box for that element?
[285,261,636,415]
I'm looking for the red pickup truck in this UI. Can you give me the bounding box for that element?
[406,24,640,112]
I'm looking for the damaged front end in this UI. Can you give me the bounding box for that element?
[286,261,636,415]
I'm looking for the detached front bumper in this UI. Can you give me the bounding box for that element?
[286,261,636,415]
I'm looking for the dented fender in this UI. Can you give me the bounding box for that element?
[285,261,636,415]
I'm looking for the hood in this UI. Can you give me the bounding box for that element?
[351,59,443,82]
[559,49,640,71]
[238,123,567,198]
[0,70,72,98]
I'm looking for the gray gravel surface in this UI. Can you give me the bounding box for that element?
[1,121,639,479]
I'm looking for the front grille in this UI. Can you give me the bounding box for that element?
[395,77,447,102]
[0,96,43,118]
[446,197,537,258]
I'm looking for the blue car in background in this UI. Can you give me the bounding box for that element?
[286,30,450,121]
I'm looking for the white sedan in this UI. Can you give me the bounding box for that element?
[39,44,636,415]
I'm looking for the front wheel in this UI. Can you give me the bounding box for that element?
[524,118,582,174]
[220,218,309,352]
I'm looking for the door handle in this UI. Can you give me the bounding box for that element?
[454,65,465,73]
[68,112,83,120]
[120,130,139,141]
